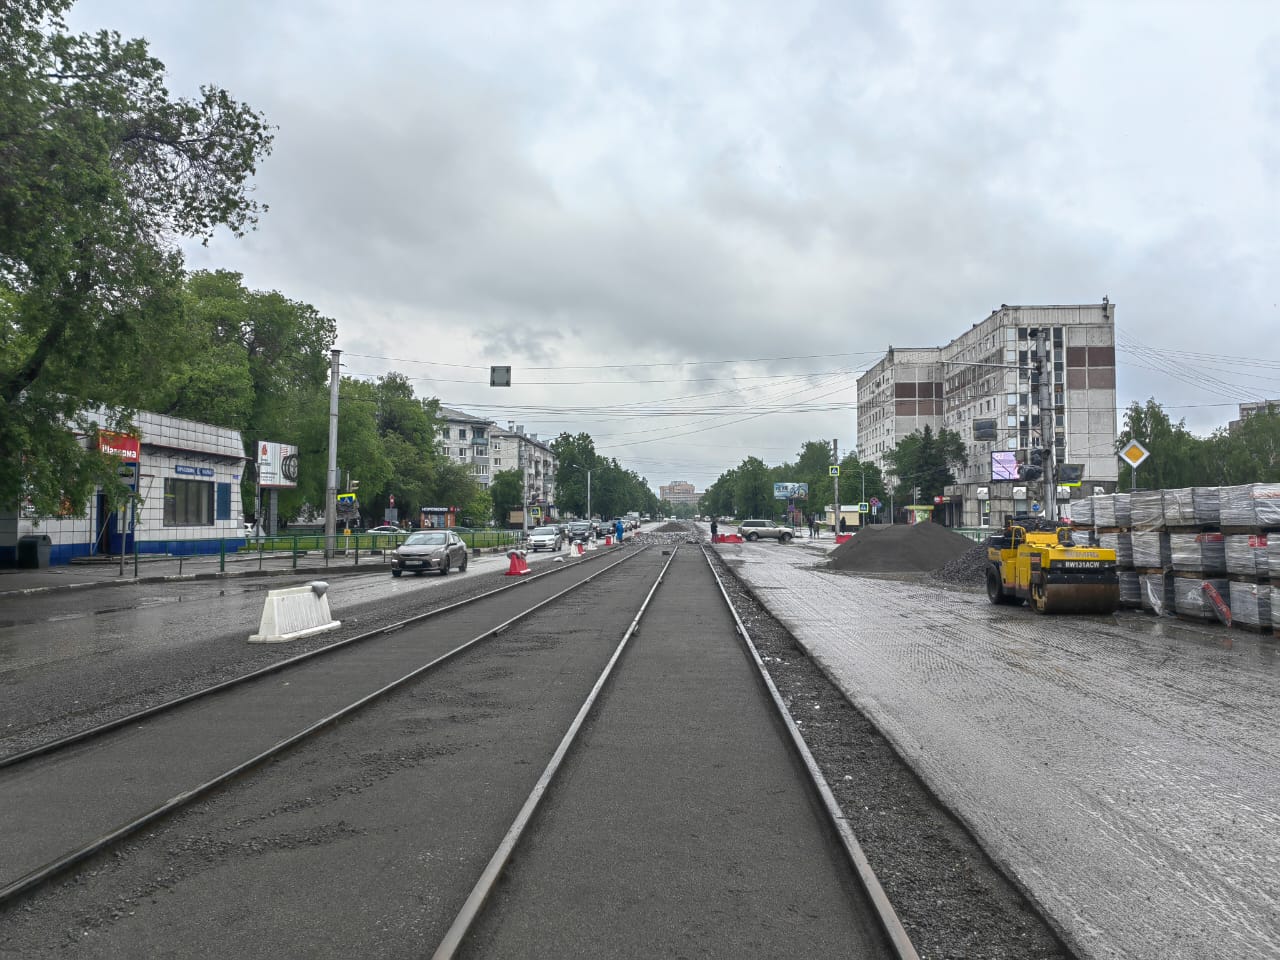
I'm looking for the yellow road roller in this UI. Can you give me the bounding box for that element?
[986,516,1120,614]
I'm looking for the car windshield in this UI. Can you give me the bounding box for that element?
[532,526,557,535]
[405,532,447,546]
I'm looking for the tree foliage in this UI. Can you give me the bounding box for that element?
[0,1,273,513]
[550,432,659,521]
[1118,399,1280,487]
[884,425,967,505]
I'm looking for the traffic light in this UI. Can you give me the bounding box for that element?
[1018,448,1045,481]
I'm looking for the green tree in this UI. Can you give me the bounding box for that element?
[550,432,598,517]
[1207,408,1280,483]
[0,1,273,515]
[1116,399,1213,489]
[733,456,774,519]
[885,425,966,506]
[489,469,523,526]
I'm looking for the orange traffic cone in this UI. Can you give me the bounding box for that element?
[505,549,530,576]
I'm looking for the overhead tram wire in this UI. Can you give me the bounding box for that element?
[341,348,889,372]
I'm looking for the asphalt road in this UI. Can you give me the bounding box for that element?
[0,544,603,747]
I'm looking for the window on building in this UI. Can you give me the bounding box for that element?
[163,478,214,526]
[494,458,501,466]
[459,448,466,458]
[458,428,466,440]
[441,428,450,440]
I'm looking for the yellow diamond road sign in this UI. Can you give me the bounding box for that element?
[1118,440,1150,468]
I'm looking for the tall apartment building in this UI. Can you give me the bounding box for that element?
[437,406,494,489]
[856,303,1119,527]
[492,422,558,515]
[659,480,700,506]
[1228,400,1280,433]
[436,409,559,516]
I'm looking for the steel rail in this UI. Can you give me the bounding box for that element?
[430,545,681,960]
[0,546,651,907]
[0,544,630,770]
[701,544,921,960]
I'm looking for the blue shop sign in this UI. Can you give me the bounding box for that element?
[175,464,215,477]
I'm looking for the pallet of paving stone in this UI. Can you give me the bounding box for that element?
[1225,533,1270,579]
[1130,490,1165,531]
[1093,493,1131,528]
[1132,531,1172,569]
[1169,531,1227,575]
[1118,570,1142,609]
[1139,572,1176,615]
[1166,486,1221,526]
[1172,574,1231,622]
[1219,483,1280,529]
[1070,497,1094,526]
[1228,581,1272,633]
[1097,531,1133,568]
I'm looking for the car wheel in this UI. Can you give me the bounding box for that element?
[780,533,792,543]
[391,569,402,578]
[441,557,450,576]
[746,532,759,541]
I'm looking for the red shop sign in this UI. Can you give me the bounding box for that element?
[99,431,140,462]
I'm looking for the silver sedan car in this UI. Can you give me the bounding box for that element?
[527,525,563,552]
[391,530,469,577]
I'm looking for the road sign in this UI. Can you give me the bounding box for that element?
[1118,440,1150,469]
[530,506,542,518]
[389,494,395,507]
[337,493,356,502]
[857,502,869,513]
[870,497,881,507]
[829,466,840,477]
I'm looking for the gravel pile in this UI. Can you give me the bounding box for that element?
[930,542,992,585]
[652,521,693,534]
[827,522,976,573]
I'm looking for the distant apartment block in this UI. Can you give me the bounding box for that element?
[659,480,700,506]
[1228,400,1280,433]
[437,408,558,512]
[856,303,1119,527]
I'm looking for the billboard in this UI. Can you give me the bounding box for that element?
[991,450,1019,481]
[98,431,140,462]
[257,441,299,488]
[773,482,809,500]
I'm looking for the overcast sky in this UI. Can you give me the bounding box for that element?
[72,0,1280,491]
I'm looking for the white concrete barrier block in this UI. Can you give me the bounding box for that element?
[248,581,341,643]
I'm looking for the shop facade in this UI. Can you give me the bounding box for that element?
[1,410,248,566]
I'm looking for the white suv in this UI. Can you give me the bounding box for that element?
[738,520,794,543]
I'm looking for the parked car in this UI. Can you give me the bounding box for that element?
[391,530,468,577]
[527,525,564,552]
[738,519,794,543]
[367,525,406,535]
[567,520,594,541]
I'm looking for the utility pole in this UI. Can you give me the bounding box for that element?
[832,439,839,535]
[324,349,341,556]
[1038,328,1057,522]
[587,469,592,520]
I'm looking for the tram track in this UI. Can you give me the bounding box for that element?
[0,545,648,906]
[436,544,918,960]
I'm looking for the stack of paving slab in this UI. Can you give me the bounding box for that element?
[1219,483,1280,633]
[1074,494,1139,608]
[1071,483,1278,632]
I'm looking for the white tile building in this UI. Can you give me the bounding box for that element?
[857,303,1119,527]
[2,410,247,565]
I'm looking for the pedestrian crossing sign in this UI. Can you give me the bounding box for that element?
[829,466,840,477]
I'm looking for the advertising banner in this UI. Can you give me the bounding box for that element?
[257,441,299,488]
[99,431,140,462]
[773,482,809,500]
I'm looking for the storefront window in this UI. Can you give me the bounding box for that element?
[164,478,214,526]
